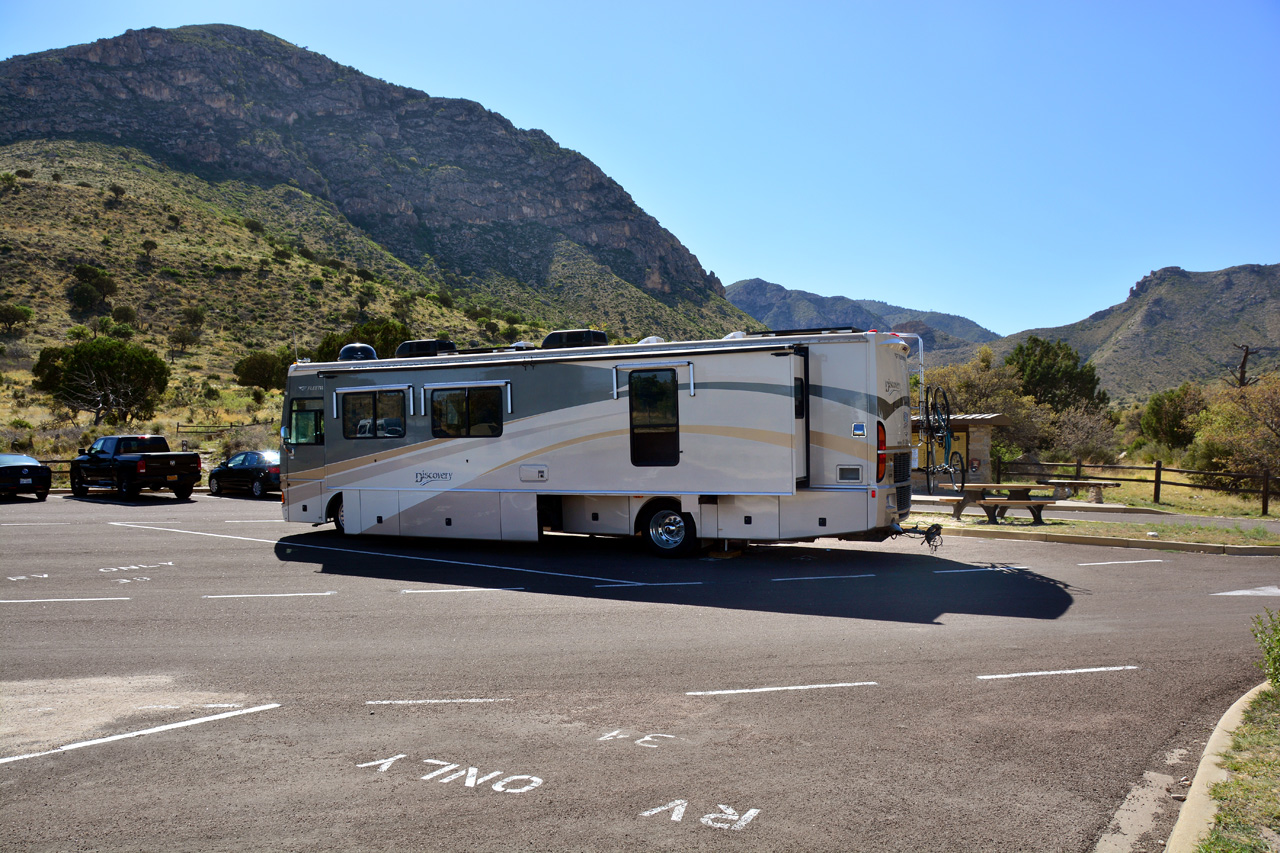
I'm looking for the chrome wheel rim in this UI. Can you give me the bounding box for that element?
[648,510,686,550]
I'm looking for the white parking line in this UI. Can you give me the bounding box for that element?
[400,587,525,594]
[595,581,703,588]
[1213,586,1280,597]
[202,592,337,599]
[0,522,72,526]
[978,665,1138,680]
[771,573,875,582]
[0,703,281,764]
[224,520,286,523]
[1078,559,1164,566]
[110,522,639,585]
[0,597,131,603]
[687,681,877,696]
[934,566,1028,573]
[366,698,513,705]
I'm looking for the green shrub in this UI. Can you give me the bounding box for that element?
[1253,609,1280,685]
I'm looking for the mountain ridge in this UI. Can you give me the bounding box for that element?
[0,24,760,343]
[725,266,1280,403]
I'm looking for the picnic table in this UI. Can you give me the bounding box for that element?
[1039,479,1121,504]
[934,482,1057,525]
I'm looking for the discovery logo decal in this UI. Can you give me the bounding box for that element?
[415,471,454,485]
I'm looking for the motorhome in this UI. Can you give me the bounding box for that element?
[279,328,916,556]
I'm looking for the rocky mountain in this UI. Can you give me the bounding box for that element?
[725,266,1280,404]
[0,24,759,342]
[723,279,887,332]
[1002,264,1280,404]
[849,299,1000,344]
[724,278,996,363]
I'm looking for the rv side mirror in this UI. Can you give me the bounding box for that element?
[280,426,289,441]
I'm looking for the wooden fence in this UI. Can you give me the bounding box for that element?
[995,458,1271,516]
[175,421,269,437]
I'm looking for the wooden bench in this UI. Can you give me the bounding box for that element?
[1040,479,1121,503]
[974,498,1055,525]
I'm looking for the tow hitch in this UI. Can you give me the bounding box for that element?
[891,522,944,552]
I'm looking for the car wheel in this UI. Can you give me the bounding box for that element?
[172,483,194,501]
[70,470,88,498]
[251,478,265,498]
[36,490,48,502]
[117,475,140,501]
[208,475,222,496]
[640,501,699,557]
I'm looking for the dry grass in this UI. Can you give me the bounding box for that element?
[1077,478,1270,520]
[1196,687,1280,852]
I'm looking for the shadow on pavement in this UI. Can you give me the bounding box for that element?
[272,530,1078,625]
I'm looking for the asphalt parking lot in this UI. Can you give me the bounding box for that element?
[1,492,1275,852]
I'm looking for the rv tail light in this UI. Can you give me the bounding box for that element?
[876,422,887,482]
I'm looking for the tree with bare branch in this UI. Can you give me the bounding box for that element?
[1228,343,1262,388]
[31,338,169,425]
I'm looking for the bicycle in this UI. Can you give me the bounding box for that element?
[919,385,966,495]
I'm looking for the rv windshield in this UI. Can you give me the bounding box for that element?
[286,398,324,445]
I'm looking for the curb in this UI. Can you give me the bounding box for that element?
[1166,682,1273,852]
[936,526,1280,556]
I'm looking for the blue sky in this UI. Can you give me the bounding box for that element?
[3,1,1277,336]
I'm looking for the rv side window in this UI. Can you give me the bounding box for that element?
[286,398,324,445]
[629,369,679,467]
[342,390,407,439]
[430,387,504,438]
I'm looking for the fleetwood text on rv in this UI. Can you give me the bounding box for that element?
[279,328,916,556]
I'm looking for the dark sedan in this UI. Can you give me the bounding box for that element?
[0,453,52,501]
[207,450,280,498]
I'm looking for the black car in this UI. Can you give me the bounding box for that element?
[0,453,52,501]
[207,450,281,498]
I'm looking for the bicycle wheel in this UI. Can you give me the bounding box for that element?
[920,386,932,444]
[931,387,951,442]
[925,443,936,495]
[949,450,966,491]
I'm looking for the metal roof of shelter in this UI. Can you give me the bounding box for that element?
[911,413,1012,427]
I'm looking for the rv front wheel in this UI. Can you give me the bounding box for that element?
[641,503,698,557]
[332,496,346,535]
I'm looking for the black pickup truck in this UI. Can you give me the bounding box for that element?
[70,435,202,500]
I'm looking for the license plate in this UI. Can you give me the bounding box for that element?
[20,478,31,484]
[166,474,178,481]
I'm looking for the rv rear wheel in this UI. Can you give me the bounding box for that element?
[641,502,698,558]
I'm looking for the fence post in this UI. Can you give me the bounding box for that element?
[1153,460,1162,504]
[994,457,1002,484]
[1263,468,1270,517]
[1075,458,1082,479]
